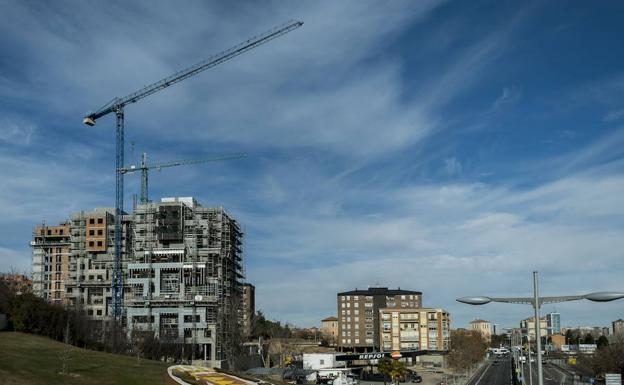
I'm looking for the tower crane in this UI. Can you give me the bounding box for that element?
[82,20,303,318]
[121,152,247,204]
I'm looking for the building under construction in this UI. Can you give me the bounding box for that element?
[64,208,132,320]
[30,197,245,367]
[125,197,243,366]
[31,222,72,303]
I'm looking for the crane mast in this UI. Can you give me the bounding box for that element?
[83,20,303,319]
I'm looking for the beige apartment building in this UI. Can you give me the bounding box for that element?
[321,316,338,345]
[337,287,422,352]
[520,316,548,342]
[379,308,450,352]
[469,319,492,342]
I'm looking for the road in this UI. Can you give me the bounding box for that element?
[521,360,575,385]
[466,358,511,385]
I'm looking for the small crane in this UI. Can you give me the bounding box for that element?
[82,20,303,318]
[120,152,247,204]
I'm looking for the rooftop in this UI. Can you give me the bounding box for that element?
[337,287,422,296]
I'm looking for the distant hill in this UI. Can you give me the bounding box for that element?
[0,332,169,385]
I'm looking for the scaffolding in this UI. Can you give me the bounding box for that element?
[125,198,243,366]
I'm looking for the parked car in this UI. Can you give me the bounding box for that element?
[411,374,423,383]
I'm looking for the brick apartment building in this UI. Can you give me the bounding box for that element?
[337,287,422,352]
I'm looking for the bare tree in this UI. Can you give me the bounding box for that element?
[59,322,73,375]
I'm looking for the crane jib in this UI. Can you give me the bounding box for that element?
[85,20,303,122]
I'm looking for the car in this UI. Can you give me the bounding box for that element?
[493,360,499,365]
[411,375,423,383]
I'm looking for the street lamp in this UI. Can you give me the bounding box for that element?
[457,271,624,385]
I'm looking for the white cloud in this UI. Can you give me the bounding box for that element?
[0,118,35,145]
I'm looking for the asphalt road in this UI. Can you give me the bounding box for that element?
[522,360,575,385]
[466,358,511,385]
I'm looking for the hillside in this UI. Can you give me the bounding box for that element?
[0,332,170,385]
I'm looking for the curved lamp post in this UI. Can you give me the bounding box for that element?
[457,271,624,385]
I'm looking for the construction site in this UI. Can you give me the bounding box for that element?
[32,197,245,367]
[29,19,304,368]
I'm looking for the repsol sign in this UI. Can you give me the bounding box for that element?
[336,352,389,361]
[358,353,385,360]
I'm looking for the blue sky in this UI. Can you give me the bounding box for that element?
[1,1,624,331]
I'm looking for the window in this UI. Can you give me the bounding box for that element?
[89,241,94,247]
[96,309,102,316]
[97,241,102,247]
[89,229,95,236]
[89,218,95,224]
[320,359,325,365]
[97,229,103,236]
[97,218,103,224]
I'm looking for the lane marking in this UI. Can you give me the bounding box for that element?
[472,362,493,385]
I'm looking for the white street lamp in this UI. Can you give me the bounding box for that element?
[457,271,624,385]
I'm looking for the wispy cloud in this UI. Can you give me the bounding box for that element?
[1,1,624,330]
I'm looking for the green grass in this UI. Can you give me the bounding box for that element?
[0,332,170,385]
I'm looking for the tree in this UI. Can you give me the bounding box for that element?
[490,334,508,348]
[578,334,624,378]
[565,329,573,344]
[447,330,487,372]
[583,333,595,345]
[377,358,407,385]
[596,335,609,349]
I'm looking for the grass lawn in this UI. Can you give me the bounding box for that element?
[0,331,171,385]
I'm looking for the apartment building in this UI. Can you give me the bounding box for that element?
[125,197,243,366]
[469,319,492,342]
[520,316,548,342]
[546,312,561,335]
[613,319,624,336]
[241,283,255,337]
[31,222,71,303]
[321,316,339,345]
[337,287,422,352]
[379,308,450,352]
[0,273,32,295]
